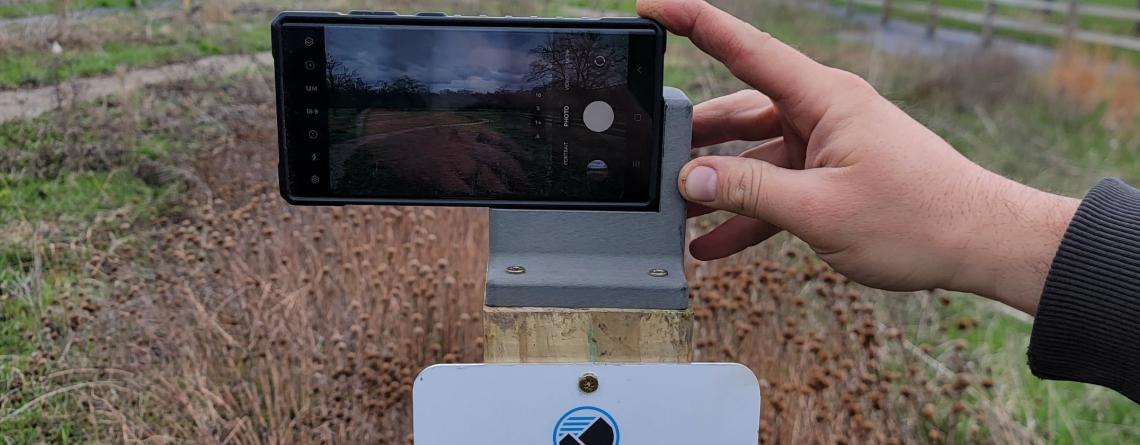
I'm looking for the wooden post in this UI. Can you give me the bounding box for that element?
[483,307,693,363]
[55,0,70,39]
[1065,0,1080,41]
[882,0,893,26]
[927,0,939,37]
[982,0,996,48]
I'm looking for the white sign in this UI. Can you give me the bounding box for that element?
[413,363,760,445]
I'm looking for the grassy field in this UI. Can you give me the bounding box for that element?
[0,9,270,88]
[0,0,159,19]
[1,0,1139,443]
[0,23,268,88]
[0,70,261,441]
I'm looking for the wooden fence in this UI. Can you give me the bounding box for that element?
[847,0,1140,52]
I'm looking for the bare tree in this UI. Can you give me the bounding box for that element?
[325,57,344,93]
[526,34,626,92]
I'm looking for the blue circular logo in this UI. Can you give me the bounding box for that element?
[552,406,619,445]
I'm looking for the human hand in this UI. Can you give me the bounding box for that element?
[638,0,1079,313]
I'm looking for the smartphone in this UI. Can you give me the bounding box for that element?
[272,11,665,210]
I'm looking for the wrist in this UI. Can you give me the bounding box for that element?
[947,174,1079,314]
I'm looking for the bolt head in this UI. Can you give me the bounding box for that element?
[648,268,668,277]
[505,265,526,274]
[578,373,599,393]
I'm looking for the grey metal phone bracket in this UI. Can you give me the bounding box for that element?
[485,87,691,310]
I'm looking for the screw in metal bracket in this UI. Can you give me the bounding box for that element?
[578,373,599,393]
[505,265,526,274]
[648,268,669,277]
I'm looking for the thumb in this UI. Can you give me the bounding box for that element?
[679,156,822,232]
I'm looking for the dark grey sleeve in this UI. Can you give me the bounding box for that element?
[1029,178,1140,404]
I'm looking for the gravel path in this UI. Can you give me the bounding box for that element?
[835,11,1057,70]
[814,3,1057,70]
[0,0,180,29]
[0,52,272,123]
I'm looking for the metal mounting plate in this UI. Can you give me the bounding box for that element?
[485,87,692,309]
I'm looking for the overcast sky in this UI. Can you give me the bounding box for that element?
[325,26,548,93]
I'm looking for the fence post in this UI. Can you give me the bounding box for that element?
[927,0,939,37]
[981,0,995,47]
[55,0,70,39]
[882,0,892,26]
[1134,0,1139,34]
[1065,0,1079,41]
[847,0,856,17]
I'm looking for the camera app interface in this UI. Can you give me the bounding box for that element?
[311,25,657,203]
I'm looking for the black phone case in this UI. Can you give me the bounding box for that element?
[271,11,667,210]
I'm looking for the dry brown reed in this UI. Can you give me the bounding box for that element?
[63,74,488,443]
[1049,43,1140,132]
[685,221,1015,444]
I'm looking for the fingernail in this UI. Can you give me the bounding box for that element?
[685,166,717,202]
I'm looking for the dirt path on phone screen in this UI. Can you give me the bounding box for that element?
[0,51,272,124]
[329,108,493,181]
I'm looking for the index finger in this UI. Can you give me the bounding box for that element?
[638,0,830,111]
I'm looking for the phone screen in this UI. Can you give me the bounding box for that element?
[278,20,662,208]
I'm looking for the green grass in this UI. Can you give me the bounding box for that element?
[0,168,142,443]
[0,22,269,88]
[905,96,1139,195]
[0,171,162,223]
[0,184,171,442]
[915,296,1140,444]
[0,0,156,19]
[0,118,61,160]
[0,276,80,445]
